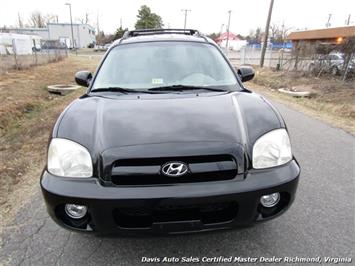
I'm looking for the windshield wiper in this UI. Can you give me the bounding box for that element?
[91,87,142,94]
[91,87,158,94]
[148,85,227,92]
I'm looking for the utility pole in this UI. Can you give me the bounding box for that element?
[97,12,100,34]
[326,14,332,28]
[220,24,224,35]
[181,9,191,30]
[65,3,76,54]
[226,10,232,55]
[260,0,274,68]
[346,14,351,25]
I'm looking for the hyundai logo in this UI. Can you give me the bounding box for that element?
[161,162,189,177]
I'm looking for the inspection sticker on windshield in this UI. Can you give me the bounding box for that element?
[152,78,163,85]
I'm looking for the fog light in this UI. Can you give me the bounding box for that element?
[65,204,87,219]
[260,193,280,208]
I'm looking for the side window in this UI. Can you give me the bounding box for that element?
[329,55,341,60]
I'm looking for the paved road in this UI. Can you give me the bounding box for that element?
[0,101,354,266]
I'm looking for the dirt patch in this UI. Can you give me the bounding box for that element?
[250,67,355,135]
[0,56,100,234]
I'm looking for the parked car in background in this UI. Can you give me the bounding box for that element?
[328,53,345,75]
[94,44,105,52]
[309,52,354,76]
[87,42,95,48]
[94,43,112,52]
[104,42,112,50]
[41,40,67,50]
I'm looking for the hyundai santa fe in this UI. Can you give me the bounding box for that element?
[41,29,300,235]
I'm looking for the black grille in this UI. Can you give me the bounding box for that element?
[113,202,238,228]
[111,155,237,185]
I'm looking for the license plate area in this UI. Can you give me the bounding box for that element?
[113,201,238,229]
[152,220,203,233]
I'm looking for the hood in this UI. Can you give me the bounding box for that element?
[55,92,282,168]
[57,93,245,149]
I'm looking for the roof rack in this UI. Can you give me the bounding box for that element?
[120,28,208,43]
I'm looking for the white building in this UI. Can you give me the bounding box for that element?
[220,40,248,51]
[0,33,41,55]
[4,23,96,48]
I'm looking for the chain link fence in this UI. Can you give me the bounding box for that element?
[228,46,322,71]
[228,43,354,80]
[229,46,290,68]
[0,40,68,75]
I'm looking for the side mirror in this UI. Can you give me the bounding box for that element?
[75,71,92,87]
[237,66,255,82]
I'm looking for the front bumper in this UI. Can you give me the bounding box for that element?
[40,160,300,235]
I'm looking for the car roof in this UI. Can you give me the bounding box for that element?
[111,29,216,47]
[329,52,343,56]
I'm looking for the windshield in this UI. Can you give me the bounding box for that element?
[92,41,238,91]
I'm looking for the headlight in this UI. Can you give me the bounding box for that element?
[47,138,93,177]
[252,129,292,169]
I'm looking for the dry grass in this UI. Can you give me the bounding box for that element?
[0,56,100,231]
[0,56,99,133]
[250,67,355,135]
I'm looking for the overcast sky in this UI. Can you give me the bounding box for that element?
[1,0,354,35]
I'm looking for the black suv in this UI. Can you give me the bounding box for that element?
[41,29,300,235]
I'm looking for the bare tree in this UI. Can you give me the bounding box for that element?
[46,14,59,23]
[78,12,90,24]
[246,27,263,43]
[280,24,292,41]
[18,12,24,28]
[270,23,279,41]
[339,37,355,80]
[270,22,292,43]
[28,11,58,28]
[29,11,46,28]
